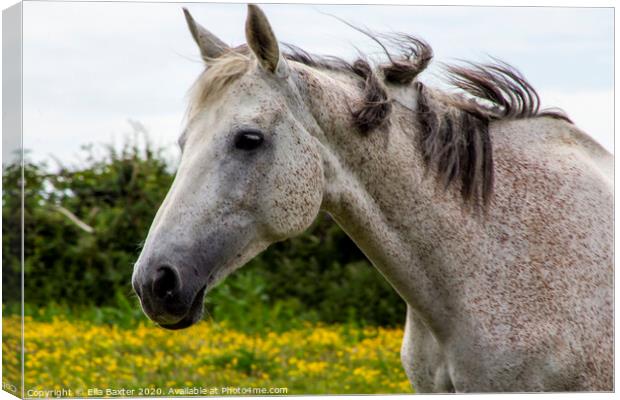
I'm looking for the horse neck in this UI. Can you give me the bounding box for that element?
[298,66,481,337]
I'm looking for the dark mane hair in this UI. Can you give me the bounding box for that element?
[283,35,571,210]
[194,36,570,211]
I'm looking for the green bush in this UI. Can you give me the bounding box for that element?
[2,133,405,327]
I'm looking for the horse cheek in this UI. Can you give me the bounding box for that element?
[262,145,323,239]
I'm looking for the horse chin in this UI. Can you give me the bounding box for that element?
[157,240,268,330]
[158,285,207,330]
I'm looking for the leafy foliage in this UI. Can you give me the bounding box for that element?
[4,315,413,395]
[3,133,405,327]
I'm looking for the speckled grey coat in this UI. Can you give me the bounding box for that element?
[132,5,613,393]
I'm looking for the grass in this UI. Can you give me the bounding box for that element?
[3,312,413,397]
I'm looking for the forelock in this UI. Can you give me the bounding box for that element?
[187,51,251,121]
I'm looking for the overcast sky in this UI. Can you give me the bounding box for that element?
[19,1,613,168]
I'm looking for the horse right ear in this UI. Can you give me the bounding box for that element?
[183,8,230,61]
[245,4,288,77]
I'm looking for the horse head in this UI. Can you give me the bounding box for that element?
[132,5,325,329]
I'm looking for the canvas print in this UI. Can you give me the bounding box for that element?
[2,1,613,397]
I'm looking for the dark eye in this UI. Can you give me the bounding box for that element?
[234,129,264,151]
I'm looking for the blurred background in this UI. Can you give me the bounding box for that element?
[3,1,613,396]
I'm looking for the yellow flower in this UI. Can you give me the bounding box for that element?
[6,315,413,395]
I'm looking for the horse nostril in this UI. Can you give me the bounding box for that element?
[152,266,180,299]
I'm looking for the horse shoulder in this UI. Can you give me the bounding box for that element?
[488,116,612,266]
[479,116,613,390]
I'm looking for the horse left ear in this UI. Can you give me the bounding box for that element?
[245,4,288,77]
[183,8,230,61]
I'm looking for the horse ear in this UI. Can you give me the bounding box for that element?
[245,4,288,77]
[183,8,230,61]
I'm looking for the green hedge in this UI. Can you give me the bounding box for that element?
[2,138,405,327]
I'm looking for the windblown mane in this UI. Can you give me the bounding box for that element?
[284,37,570,210]
[188,33,571,210]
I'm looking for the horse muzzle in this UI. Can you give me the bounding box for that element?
[132,263,208,330]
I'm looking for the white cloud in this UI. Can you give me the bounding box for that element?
[19,2,613,165]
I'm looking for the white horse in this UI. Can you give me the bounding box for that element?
[132,5,613,392]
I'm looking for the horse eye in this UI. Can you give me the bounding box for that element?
[234,130,264,151]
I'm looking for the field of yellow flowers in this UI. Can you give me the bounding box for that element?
[3,315,412,397]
